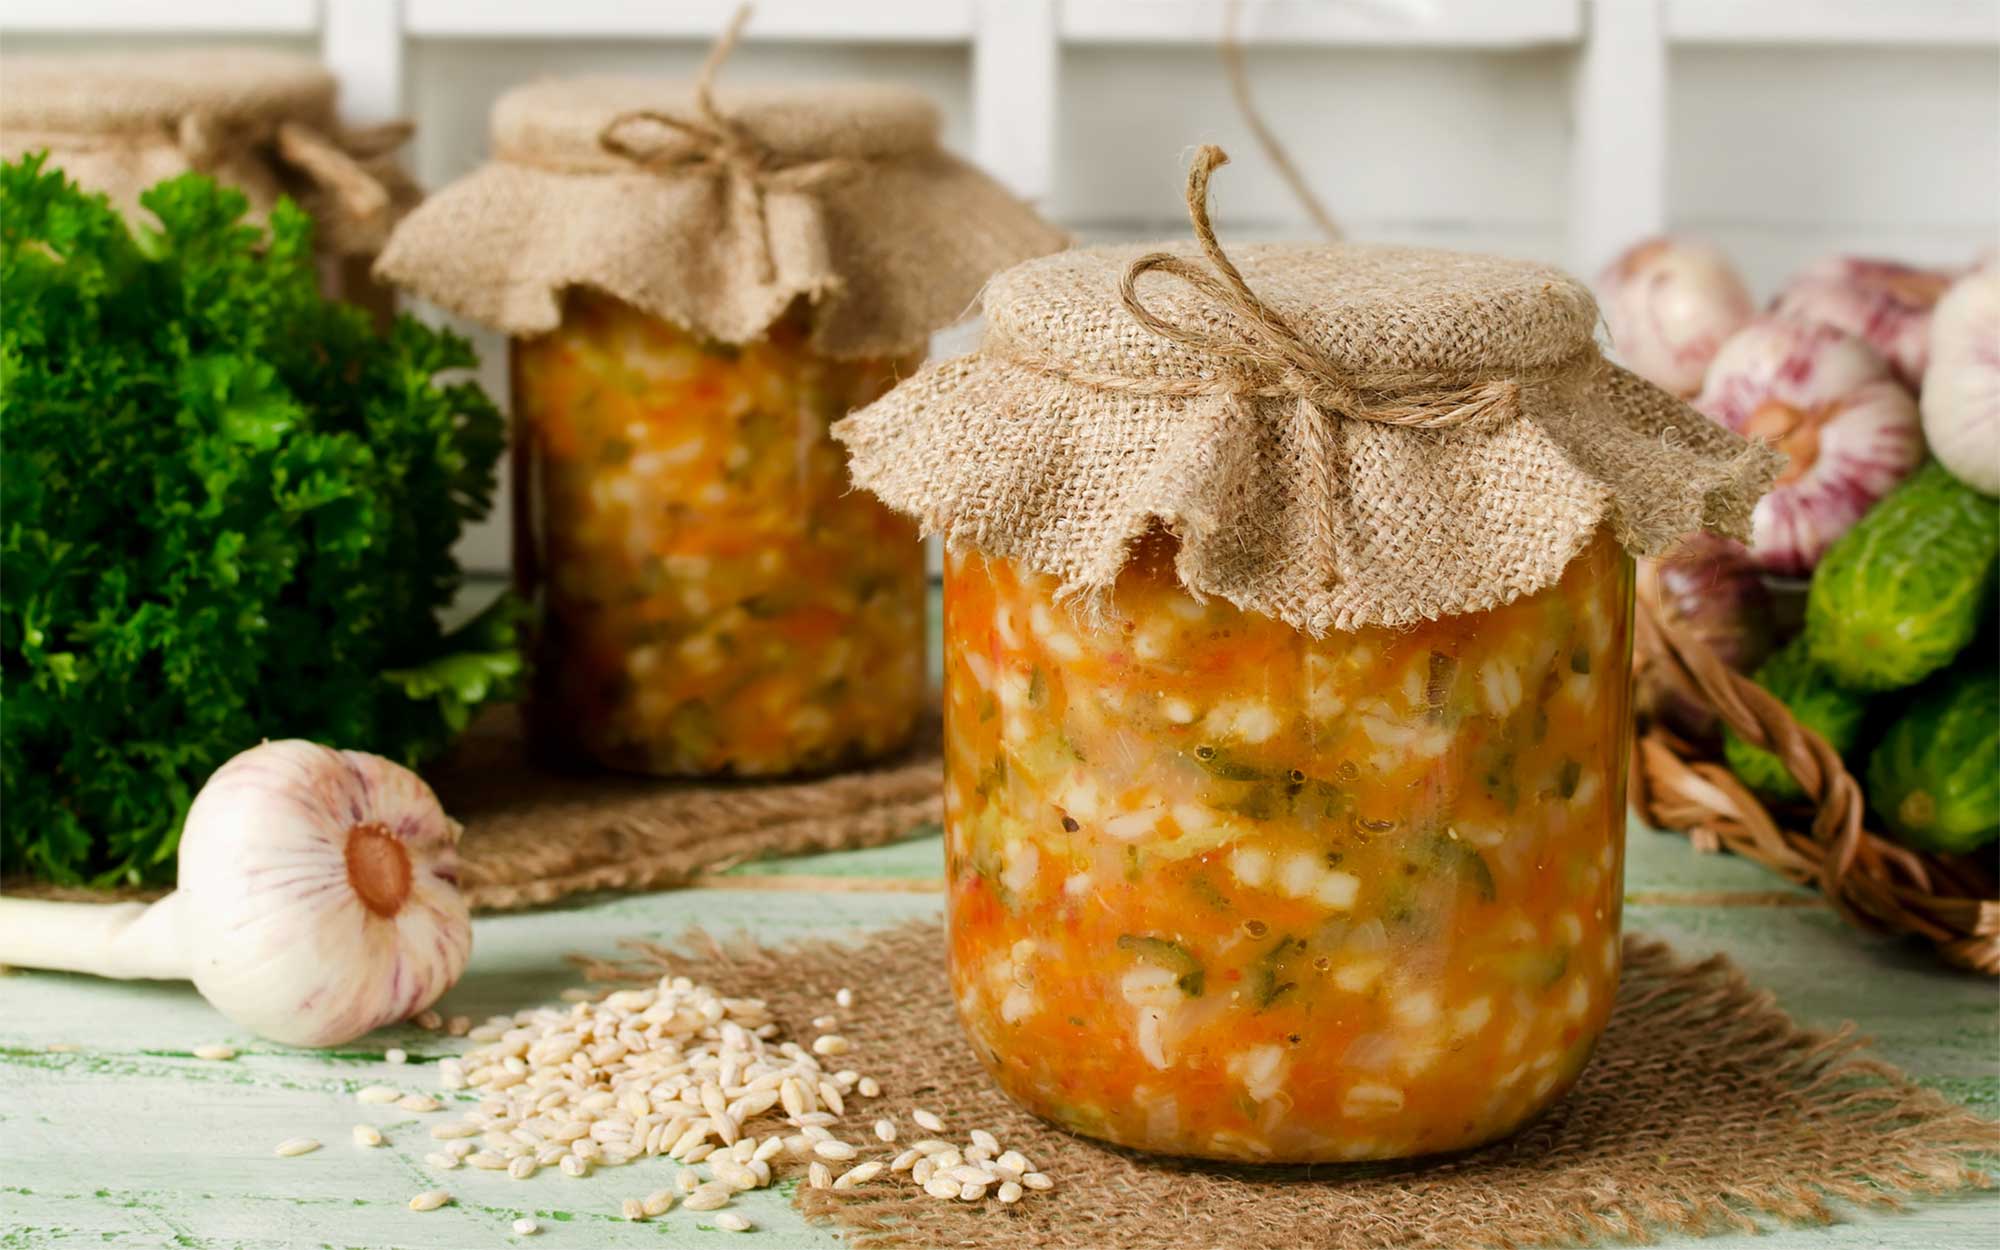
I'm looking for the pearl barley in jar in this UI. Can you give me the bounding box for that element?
[513,298,924,773]
[376,17,1063,775]
[838,147,1779,1163]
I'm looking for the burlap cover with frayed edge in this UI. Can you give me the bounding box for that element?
[0,48,419,259]
[373,12,1066,357]
[580,918,1998,1250]
[836,147,1783,633]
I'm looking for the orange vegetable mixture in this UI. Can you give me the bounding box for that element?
[514,293,926,776]
[943,530,1635,1161]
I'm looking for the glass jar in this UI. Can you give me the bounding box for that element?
[942,528,1634,1162]
[514,291,927,776]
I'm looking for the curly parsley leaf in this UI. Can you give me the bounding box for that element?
[1,156,513,886]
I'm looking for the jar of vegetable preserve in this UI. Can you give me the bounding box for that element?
[378,49,1064,775]
[512,295,925,774]
[0,48,418,321]
[838,147,1778,1163]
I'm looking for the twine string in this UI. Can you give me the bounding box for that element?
[1116,144,1527,430]
[169,110,407,224]
[595,4,852,285]
[1221,0,1342,242]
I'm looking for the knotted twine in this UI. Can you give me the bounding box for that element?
[0,49,417,260]
[12,114,408,227]
[592,5,853,285]
[374,13,1065,355]
[835,149,1781,634]
[1108,145,1570,430]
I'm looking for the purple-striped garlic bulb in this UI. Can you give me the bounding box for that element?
[1769,255,1956,388]
[1921,267,2000,497]
[1596,237,1756,397]
[1695,316,1924,577]
[0,741,472,1047]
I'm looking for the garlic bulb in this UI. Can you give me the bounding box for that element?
[1769,255,1956,387]
[1695,317,1924,576]
[1921,267,2000,496]
[1595,237,1755,397]
[0,741,471,1047]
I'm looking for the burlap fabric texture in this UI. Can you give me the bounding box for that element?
[837,147,1783,633]
[585,918,1998,1250]
[375,14,1066,357]
[428,707,941,911]
[0,48,418,259]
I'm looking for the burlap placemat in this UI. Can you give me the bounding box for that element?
[5,706,941,910]
[586,919,1996,1250]
[430,706,941,911]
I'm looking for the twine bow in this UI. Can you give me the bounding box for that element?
[594,5,852,285]
[175,110,411,226]
[1119,145,1527,430]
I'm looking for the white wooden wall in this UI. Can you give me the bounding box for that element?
[5,0,1997,573]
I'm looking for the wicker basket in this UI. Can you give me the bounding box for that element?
[1630,596,2000,975]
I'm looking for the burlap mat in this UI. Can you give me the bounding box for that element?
[4,705,942,910]
[431,706,941,911]
[586,919,1997,1250]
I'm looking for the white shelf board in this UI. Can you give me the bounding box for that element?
[1059,0,1581,47]
[1666,0,2000,45]
[0,0,317,33]
[402,0,976,43]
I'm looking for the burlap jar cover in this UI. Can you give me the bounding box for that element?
[838,147,1782,627]
[375,17,1067,357]
[0,47,418,304]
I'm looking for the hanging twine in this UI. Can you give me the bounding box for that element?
[1111,145,1551,430]
[269,119,411,223]
[1220,0,1342,242]
[594,4,854,285]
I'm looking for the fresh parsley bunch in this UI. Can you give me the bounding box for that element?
[2,156,516,886]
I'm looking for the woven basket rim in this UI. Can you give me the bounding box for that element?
[1630,594,2000,975]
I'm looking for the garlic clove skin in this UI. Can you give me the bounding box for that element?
[1921,267,2000,497]
[1696,317,1925,576]
[1596,237,1755,397]
[1769,255,1956,388]
[1696,316,1892,432]
[179,740,472,1048]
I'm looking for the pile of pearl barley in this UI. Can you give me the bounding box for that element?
[367,975,1054,1222]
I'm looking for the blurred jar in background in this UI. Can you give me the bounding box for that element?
[378,61,1064,777]
[0,47,417,322]
[513,295,925,775]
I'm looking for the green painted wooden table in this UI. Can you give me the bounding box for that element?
[6,590,1996,1247]
[3,820,1995,1249]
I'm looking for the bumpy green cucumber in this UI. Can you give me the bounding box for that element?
[1866,668,1999,854]
[1805,462,1999,692]
[1723,637,1869,802]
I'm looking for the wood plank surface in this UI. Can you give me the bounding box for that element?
[2,815,1993,1249]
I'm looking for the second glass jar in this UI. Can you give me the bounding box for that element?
[514,292,927,776]
[942,529,1635,1162]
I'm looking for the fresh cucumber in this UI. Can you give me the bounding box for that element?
[1805,462,1999,692]
[1866,667,1999,854]
[1723,637,1869,802]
